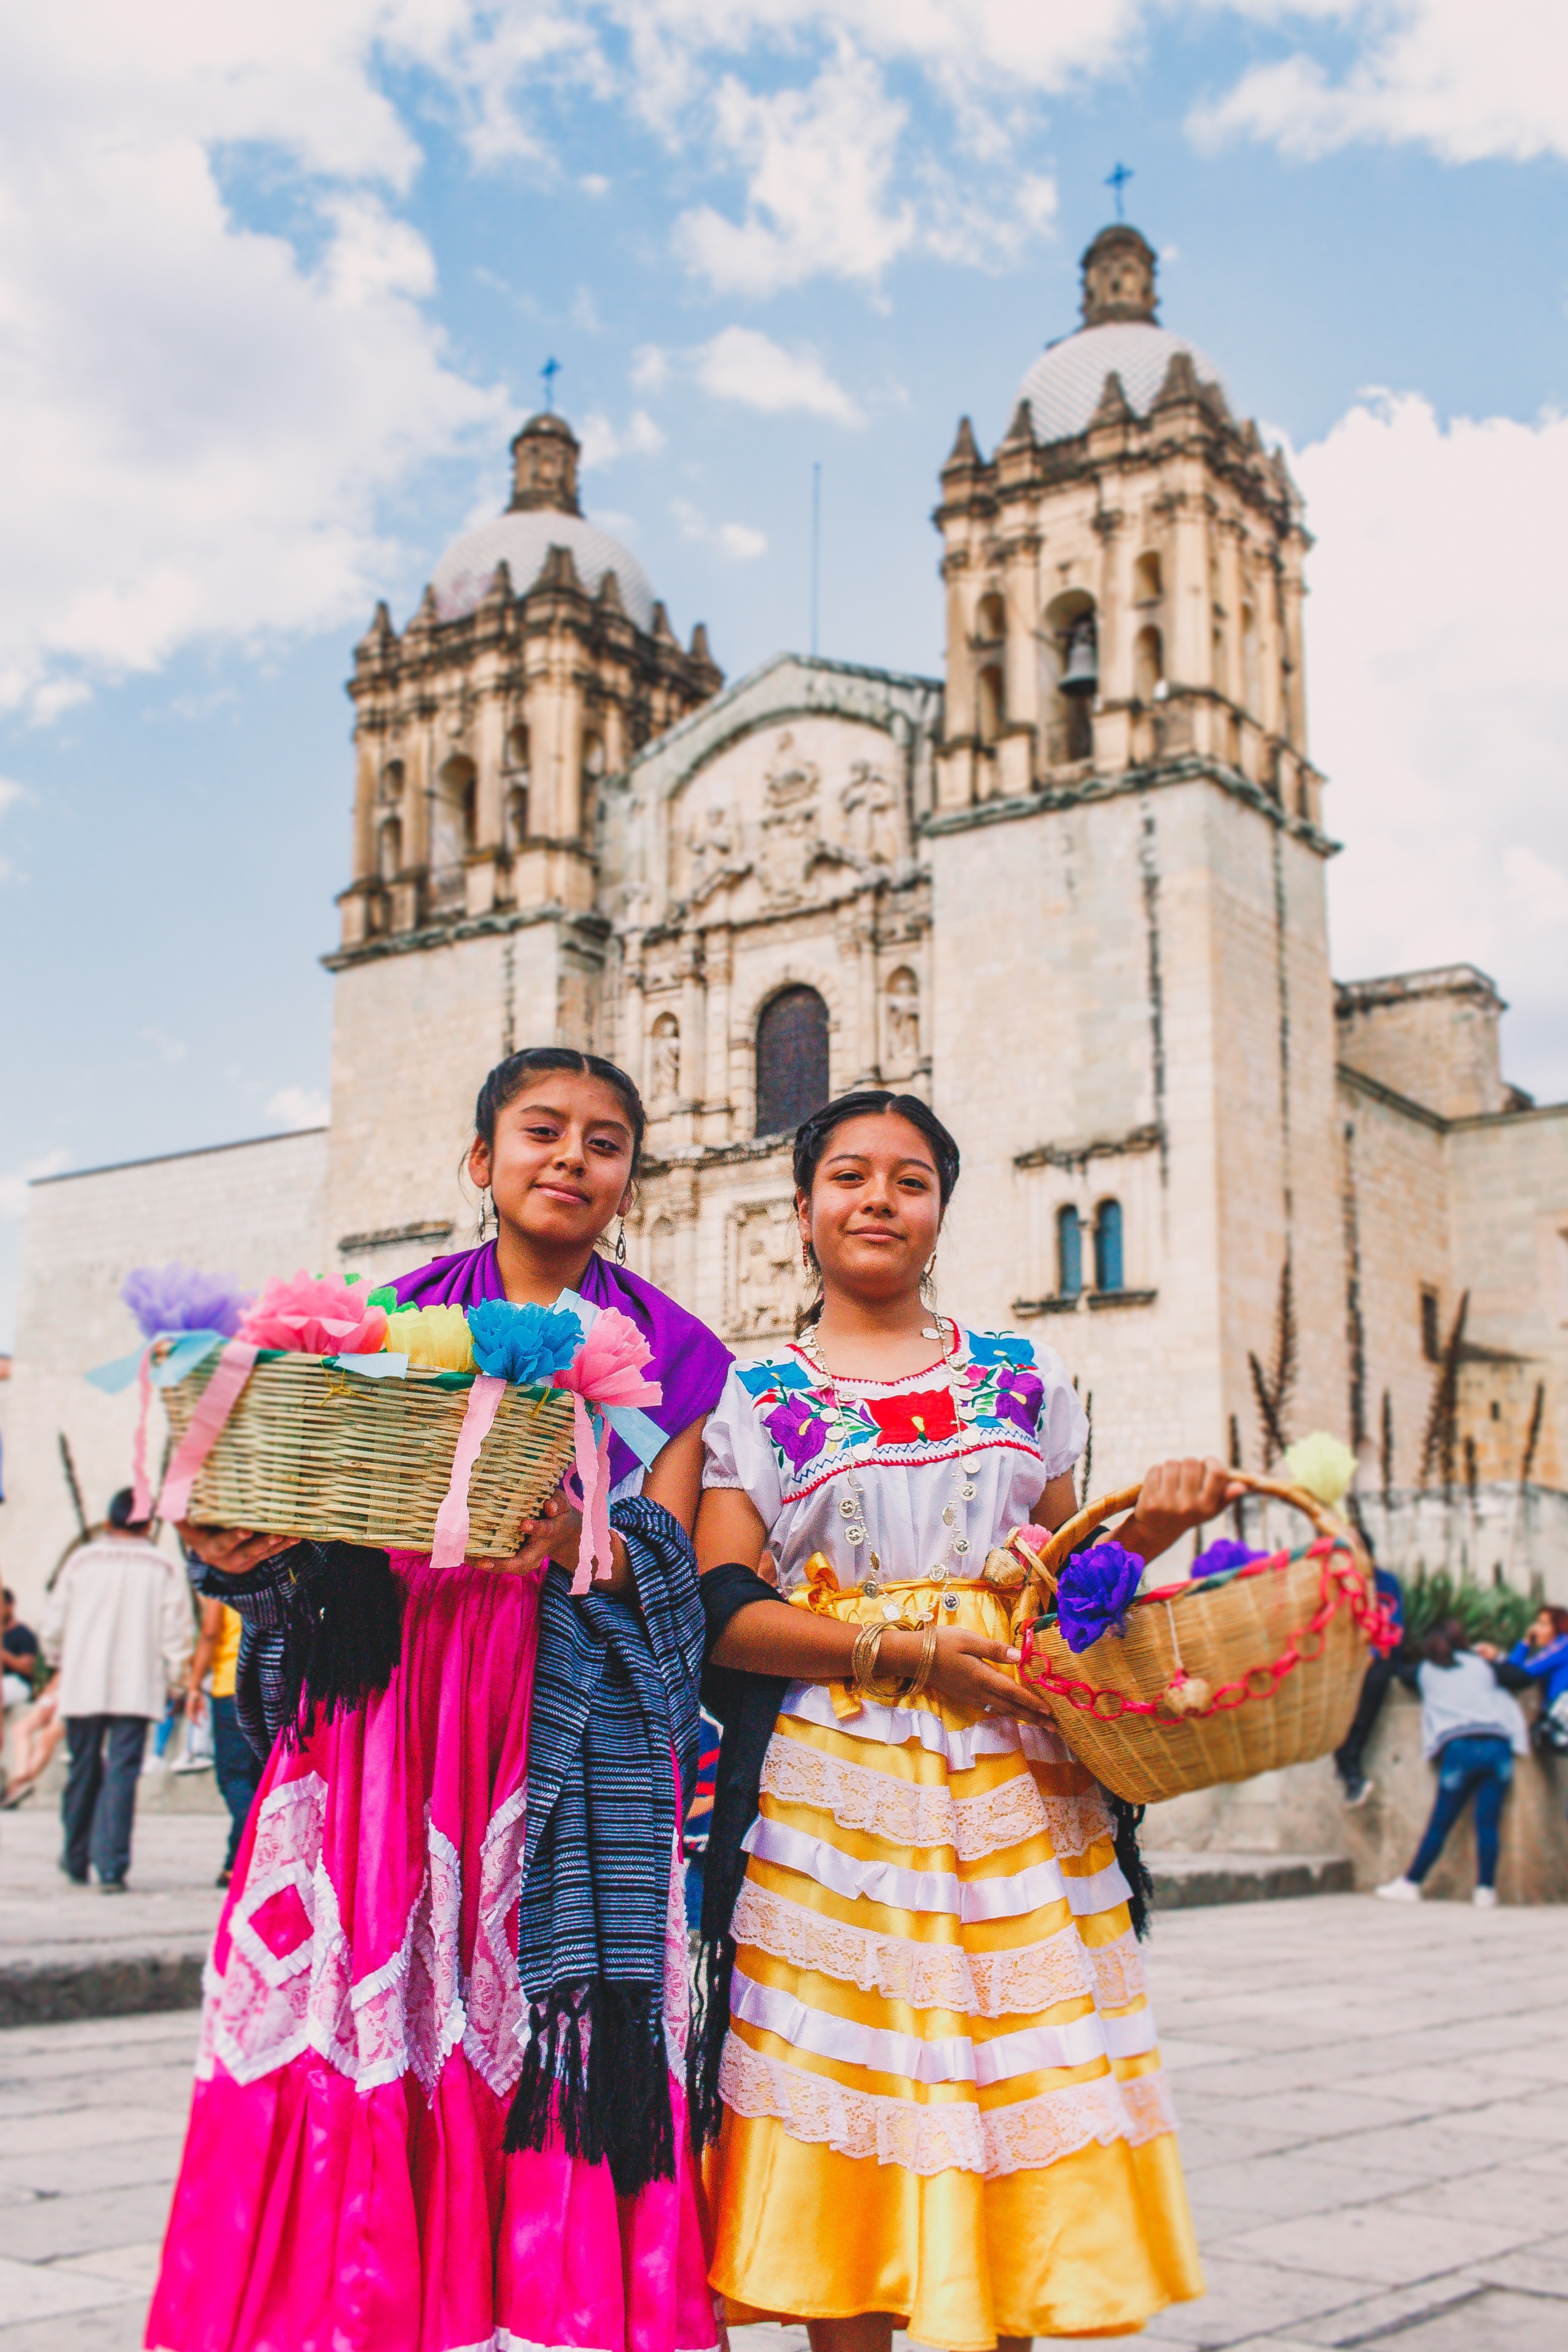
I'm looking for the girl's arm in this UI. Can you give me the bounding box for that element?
[697,1487,1058,1722]
[490,1415,710,1599]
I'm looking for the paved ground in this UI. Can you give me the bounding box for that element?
[0,1884,1564,2349]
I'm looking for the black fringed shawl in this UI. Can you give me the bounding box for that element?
[191,1540,404,1762]
[505,1496,705,2195]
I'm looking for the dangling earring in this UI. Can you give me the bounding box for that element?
[921,1251,937,1298]
[476,1188,494,1242]
[615,1219,627,1265]
[801,1235,812,1270]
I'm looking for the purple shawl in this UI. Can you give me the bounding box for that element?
[389,1242,731,1488]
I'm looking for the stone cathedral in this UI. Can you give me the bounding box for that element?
[5,225,1566,1597]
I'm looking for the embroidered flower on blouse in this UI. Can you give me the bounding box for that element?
[764,1392,830,1471]
[991,1366,1044,1436]
[864,1390,960,1447]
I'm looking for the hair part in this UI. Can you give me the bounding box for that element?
[472,1048,646,1177]
[791,1090,961,1332]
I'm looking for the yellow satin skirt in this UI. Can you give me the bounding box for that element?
[706,1572,1204,2347]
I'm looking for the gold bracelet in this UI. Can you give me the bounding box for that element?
[903,1621,940,1703]
[850,1621,888,1695]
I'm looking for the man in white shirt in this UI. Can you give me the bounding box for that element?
[41,1490,193,1891]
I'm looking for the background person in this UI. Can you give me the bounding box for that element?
[1333,1548,1406,1807]
[1492,1607,1568,1758]
[185,1593,261,1885]
[39,1487,192,1891]
[1376,1617,1531,1909]
[2,1585,42,1707]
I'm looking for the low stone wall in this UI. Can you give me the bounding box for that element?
[1141,1683,1568,1902]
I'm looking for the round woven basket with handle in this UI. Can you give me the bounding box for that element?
[161,1350,578,1559]
[1012,1470,1387,1805]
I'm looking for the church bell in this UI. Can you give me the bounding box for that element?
[1058,617,1098,698]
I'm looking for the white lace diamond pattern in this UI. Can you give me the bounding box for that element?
[197,1772,688,2102]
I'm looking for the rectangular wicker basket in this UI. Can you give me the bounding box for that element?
[161,1351,577,1558]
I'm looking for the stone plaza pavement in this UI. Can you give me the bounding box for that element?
[0,1892,1564,2351]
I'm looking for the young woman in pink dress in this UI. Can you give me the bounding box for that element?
[148,1048,731,2352]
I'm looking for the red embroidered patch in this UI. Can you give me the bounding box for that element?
[865,1390,960,1446]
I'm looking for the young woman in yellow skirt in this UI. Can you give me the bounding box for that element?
[695,1090,1231,2349]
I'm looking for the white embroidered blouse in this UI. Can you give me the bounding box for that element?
[701,1323,1087,1592]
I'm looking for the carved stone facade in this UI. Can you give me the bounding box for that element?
[3,224,1565,1610]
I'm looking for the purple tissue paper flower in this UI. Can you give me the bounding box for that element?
[121,1263,252,1341]
[1056,1541,1144,1652]
[1191,1538,1267,1580]
[764,1393,828,1472]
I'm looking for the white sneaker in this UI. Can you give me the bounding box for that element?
[1473,1886,1499,1909]
[1374,1877,1421,1902]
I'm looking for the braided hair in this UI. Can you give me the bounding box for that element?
[791,1090,960,1331]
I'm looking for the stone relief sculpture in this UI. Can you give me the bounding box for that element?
[758,734,823,906]
[685,803,747,904]
[841,761,899,867]
[730,1197,803,1337]
[649,1011,681,1101]
[886,966,920,1069]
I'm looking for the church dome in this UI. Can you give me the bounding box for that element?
[429,510,656,631]
[1013,225,1226,446]
[1016,321,1226,446]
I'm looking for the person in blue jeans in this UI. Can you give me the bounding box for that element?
[1377,1617,1531,1909]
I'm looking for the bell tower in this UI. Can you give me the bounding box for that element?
[927,225,1343,1490]
[321,412,721,1287]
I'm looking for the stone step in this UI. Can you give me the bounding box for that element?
[1150,1850,1354,1908]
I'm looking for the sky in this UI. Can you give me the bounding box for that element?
[2,0,1566,1345]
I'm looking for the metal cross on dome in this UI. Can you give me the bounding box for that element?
[1105,162,1133,220]
[541,356,561,411]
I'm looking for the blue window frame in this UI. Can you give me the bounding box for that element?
[1057,1204,1083,1298]
[1093,1199,1124,1293]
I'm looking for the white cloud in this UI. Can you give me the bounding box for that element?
[0,776,24,881]
[140,1029,188,1065]
[1190,1,1568,163]
[670,499,767,559]
[0,1150,69,1219]
[578,408,667,467]
[672,44,915,294]
[267,1085,330,1128]
[691,327,864,425]
[0,5,505,719]
[1298,392,1568,1098]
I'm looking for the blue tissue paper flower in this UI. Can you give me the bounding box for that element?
[1056,1541,1144,1653]
[1190,1538,1267,1580]
[466,1300,583,1385]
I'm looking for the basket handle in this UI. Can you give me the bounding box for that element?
[1015,1465,1367,1607]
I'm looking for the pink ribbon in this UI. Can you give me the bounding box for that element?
[430,1374,506,1568]
[130,1346,156,1523]
[157,1341,262,1523]
[552,1310,663,1596]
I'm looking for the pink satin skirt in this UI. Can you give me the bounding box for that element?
[147,1556,718,2352]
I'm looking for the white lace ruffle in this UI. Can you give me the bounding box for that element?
[199,1769,689,2102]
[718,2035,1176,2179]
[760,1737,1113,1863]
[730,1880,1147,2020]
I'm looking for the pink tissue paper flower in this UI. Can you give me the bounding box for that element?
[238,1272,388,1357]
[553,1307,664,1408]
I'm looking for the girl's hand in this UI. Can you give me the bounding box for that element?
[478,1493,634,1596]
[1117,1456,1243,1566]
[177,1523,293,1576]
[921,1626,1057,1722]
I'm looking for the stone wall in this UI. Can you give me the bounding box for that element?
[1142,1682,1568,1903]
[0,1130,328,1617]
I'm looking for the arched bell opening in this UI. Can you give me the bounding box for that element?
[1043,590,1097,765]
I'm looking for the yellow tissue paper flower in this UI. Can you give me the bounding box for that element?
[1283,1431,1357,1509]
[383,1304,475,1372]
